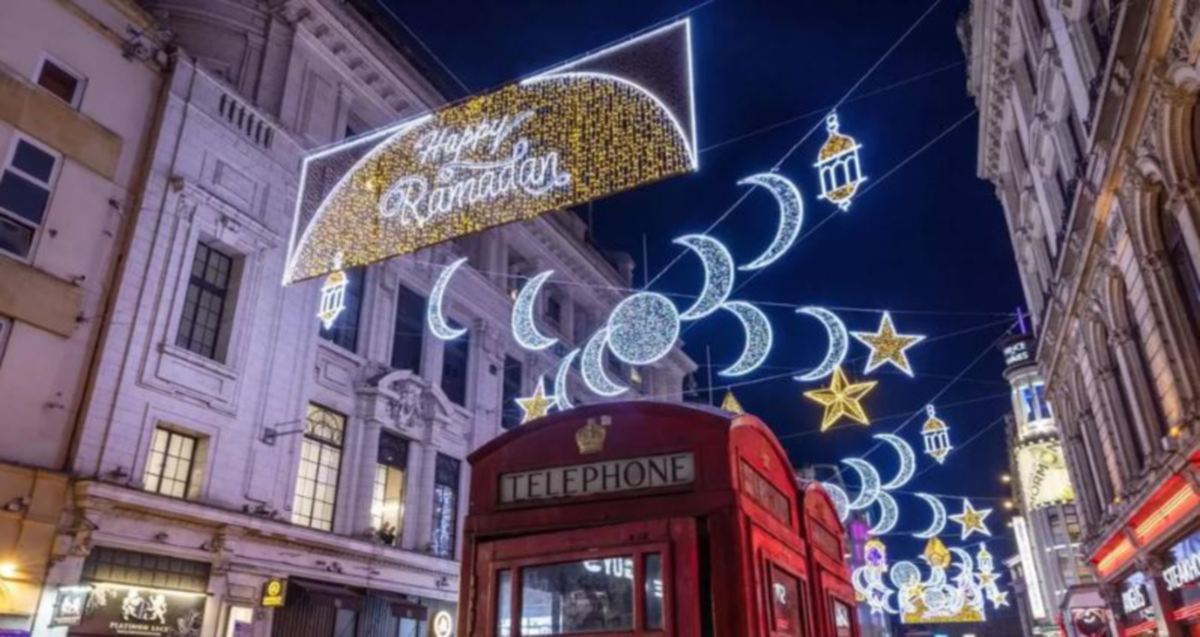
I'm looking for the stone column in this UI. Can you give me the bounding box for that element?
[353,416,384,538]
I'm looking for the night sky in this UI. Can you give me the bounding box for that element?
[383,0,1026,614]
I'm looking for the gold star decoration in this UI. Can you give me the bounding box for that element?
[803,366,878,431]
[851,311,925,377]
[515,376,556,424]
[949,499,993,540]
[977,571,998,588]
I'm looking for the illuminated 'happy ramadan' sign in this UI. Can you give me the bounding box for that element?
[285,20,698,284]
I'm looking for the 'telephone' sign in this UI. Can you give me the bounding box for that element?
[499,453,694,503]
[285,20,698,284]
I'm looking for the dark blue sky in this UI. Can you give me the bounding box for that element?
[383,0,1026,596]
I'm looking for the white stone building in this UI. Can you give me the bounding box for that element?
[965,0,1200,634]
[16,1,694,635]
[0,0,167,629]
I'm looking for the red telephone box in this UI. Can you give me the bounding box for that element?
[458,401,859,637]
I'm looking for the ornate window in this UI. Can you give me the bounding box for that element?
[441,322,470,406]
[176,242,235,360]
[501,355,523,430]
[371,432,408,545]
[431,454,460,558]
[1163,210,1200,334]
[143,427,200,499]
[292,404,345,531]
[390,285,424,372]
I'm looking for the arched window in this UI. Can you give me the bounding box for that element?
[1094,320,1149,471]
[1162,209,1200,332]
[1122,293,1167,438]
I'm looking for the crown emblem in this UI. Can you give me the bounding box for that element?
[575,416,610,454]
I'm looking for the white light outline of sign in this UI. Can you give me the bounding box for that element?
[519,71,697,169]
[521,19,697,170]
[284,115,433,284]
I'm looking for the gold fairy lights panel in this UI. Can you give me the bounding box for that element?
[285,19,698,285]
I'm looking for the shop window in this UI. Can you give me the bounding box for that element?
[176,241,236,361]
[371,431,408,545]
[391,285,425,373]
[318,266,364,353]
[82,547,211,593]
[501,355,523,430]
[768,563,804,635]
[520,557,635,633]
[0,136,59,259]
[35,57,84,107]
[431,454,460,558]
[144,427,203,499]
[291,404,344,532]
[441,322,470,406]
[644,553,664,630]
[223,606,253,637]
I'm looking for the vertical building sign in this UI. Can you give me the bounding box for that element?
[1012,516,1047,620]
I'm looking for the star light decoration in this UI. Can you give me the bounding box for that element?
[949,499,993,540]
[851,311,925,377]
[515,376,557,424]
[804,366,878,431]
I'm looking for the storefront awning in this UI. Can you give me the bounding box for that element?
[290,579,363,611]
[372,591,428,621]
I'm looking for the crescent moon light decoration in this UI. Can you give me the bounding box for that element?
[870,490,900,536]
[820,482,851,522]
[718,301,773,377]
[553,349,580,412]
[512,270,558,351]
[737,172,804,271]
[794,306,849,382]
[949,547,975,578]
[580,327,628,397]
[427,257,469,340]
[606,292,681,366]
[872,433,916,491]
[674,234,735,320]
[843,458,882,511]
[912,493,948,539]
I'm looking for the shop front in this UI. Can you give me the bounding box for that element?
[1117,572,1157,637]
[44,546,212,637]
[268,579,457,637]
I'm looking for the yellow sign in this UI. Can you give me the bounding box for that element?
[1015,439,1076,510]
[261,578,287,607]
[285,20,698,284]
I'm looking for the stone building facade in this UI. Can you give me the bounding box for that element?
[0,0,168,629]
[5,1,694,635]
[965,0,1200,634]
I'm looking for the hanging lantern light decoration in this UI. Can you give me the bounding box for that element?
[318,253,348,330]
[921,405,953,464]
[814,112,867,211]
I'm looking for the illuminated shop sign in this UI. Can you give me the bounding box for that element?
[70,583,207,636]
[1002,336,1034,369]
[285,19,698,284]
[49,585,92,627]
[1165,529,1200,613]
[499,452,694,503]
[1119,572,1156,628]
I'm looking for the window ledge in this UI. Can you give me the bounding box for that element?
[160,342,238,381]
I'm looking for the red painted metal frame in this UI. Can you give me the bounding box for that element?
[458,401,858,637]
